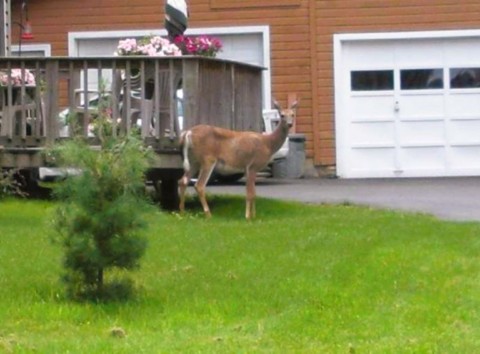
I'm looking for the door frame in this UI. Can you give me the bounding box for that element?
[11,43,51,56]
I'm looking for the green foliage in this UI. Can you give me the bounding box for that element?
[0,168,27,199]
[51,132,153,301]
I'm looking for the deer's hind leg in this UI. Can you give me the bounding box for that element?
[195,160,217,218]
[178,170,191,214]
[245,168,257,220]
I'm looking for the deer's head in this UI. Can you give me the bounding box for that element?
[273,100,298,127]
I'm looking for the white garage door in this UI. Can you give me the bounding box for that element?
[75,33,264,66]
[335,32,480,178]
[69,26,271,108]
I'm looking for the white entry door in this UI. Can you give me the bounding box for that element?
[335,32,480,178]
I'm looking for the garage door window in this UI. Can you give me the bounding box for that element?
[351,70,393,91]
[450,68,480,89]
[401,69,443,90]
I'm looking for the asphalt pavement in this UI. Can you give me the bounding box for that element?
[204,177,480,222]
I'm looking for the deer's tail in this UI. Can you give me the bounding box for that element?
[180,130,192,172]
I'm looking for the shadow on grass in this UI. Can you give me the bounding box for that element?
[180,194,299,220]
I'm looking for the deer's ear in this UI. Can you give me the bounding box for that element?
[290,100,299,110]
[273,100,281,110]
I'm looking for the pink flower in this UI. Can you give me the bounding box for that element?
[0,68,36,86]
[138,43,158,56]
[161,43,182,56]
[115,38,140,56]
[174,35,223,57]
[115,36,182,57]
[150,36,171,50]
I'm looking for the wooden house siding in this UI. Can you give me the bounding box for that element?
[11,0,480,170]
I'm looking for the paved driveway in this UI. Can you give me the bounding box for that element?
[207,177,480,222]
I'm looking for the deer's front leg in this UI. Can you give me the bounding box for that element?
[245,169,257,220]
[195,161,216,218]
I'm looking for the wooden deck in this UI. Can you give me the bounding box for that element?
[0,56,263,206]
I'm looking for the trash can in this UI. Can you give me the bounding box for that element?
[272,133,306,179]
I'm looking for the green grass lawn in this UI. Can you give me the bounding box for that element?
[1,196,480,353]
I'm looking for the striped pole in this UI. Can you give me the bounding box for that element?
[165,0,188,41]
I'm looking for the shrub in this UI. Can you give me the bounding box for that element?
[0,168,27,199]
[51,99,154,301]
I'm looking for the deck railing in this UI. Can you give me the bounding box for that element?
[0,56,263,166]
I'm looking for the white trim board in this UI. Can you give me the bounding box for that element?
[334,28,480,42]
[68,26,272,109]
[11,43,51,56]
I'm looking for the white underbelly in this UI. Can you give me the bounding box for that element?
[214,160,244,175]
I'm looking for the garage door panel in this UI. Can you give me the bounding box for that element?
[398,120,444,146]
[217,34,263,66]
[395,40,444,67]
[449,147,480,170]
[350,148,396,173]
[400,147,445,171]
[445,39,480,66]
[350,121,395,147]
[398,94,444,119]
[350,95,395,120]
[447,93,480,119]
[345,41,395,68]
[449,119,480,144]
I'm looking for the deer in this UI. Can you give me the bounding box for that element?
[178,100,298,220]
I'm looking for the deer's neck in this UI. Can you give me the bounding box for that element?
[267,118,290,153]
